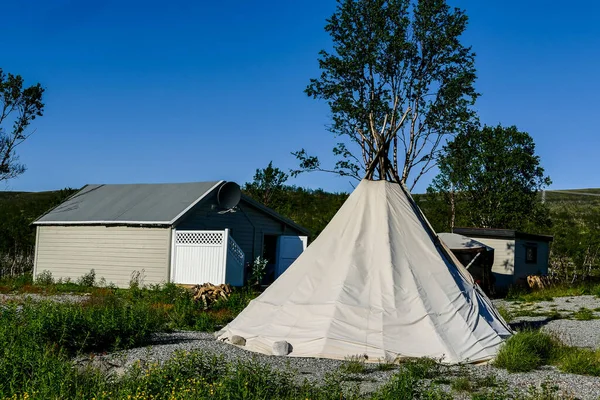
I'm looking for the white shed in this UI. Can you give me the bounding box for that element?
[453,228,553,289]
[32,181,309,288]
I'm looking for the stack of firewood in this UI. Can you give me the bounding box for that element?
[191,283,232,309]
[527,275,554,290]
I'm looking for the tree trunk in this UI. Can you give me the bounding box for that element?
[450,188,456,232]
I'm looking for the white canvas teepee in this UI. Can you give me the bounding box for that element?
[218,180,512,363]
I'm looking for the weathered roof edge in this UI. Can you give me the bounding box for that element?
[32,184,92,226]
[240,194,311,236]
[453,227,554,242]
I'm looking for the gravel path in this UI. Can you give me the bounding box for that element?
[86,330,600,399]
[460,364,600,400]
[492,295,600,348]
[93,331,361,383]
[0,293,89,304]
[493,295,600,316]
[542,319,600,348]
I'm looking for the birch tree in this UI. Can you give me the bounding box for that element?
[293,0,477,189]
[0,69,45,182]
[428,124,552,229]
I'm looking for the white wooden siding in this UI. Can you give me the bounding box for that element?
[35,225,171,288]
[469,237,515,288]
[171,230,227,285]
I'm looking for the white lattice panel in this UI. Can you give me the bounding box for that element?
[176,231,223,246]
[228,239,245,265]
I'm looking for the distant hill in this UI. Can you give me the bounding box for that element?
[2,186,598,229]
[542,189,600,210]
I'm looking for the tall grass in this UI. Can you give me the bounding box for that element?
[494,330,600,377]
[505,282,600,302]
[494,330,561,372]
[558,348,600,376]
[0,282,261,400]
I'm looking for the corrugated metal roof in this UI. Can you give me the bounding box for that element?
[34,181,222,225]
[438,232,491,251]
[453,227,554,242]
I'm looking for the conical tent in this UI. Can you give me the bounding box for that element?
[218,180,511,363]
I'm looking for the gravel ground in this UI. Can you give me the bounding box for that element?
[493,295,600,316]
[85,330,600,399]
[0,292,89,304]
[542,319,600,348]
[92,331,357,383]
[459,364,600,400]
[492,295,600,348]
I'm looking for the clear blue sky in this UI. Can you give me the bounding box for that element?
[3,0,599,194]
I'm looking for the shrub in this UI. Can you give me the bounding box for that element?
[525,380,561,400]
[212,287,258,315]
[494,331,562,372]
[450,376,473,392]
[340,355,366,374]
[35,270,54,285]
[77,269,96,287]
[2,297,167,356]
[400,357,440,379]
[558,348,600,376]
[249,256,268,286]
[372,359,448,400]
[572,307,597,320]
[0,273,33,291]
[194,309,235,332]
[376,356,396,371]
[129,269,146,290]
[475,374,498,388]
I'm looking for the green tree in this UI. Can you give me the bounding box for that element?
[242,162,348,239]
[293,0,478,188]
[0,69,45,182]
[0,188,76,276]
[428,124,551,230]
[243,161,289,208]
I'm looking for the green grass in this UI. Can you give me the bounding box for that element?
[375,358,397,371]
[474,375,498,388]
[496,306,562,322]
[494,331,561,372]
[0,273,597,399]
[0,272,258,334]
[371,358,449,400]
[450,376,473,392]
[557,348,600,376]
[494,330,600,377]
[572,307,598,320]
[505,283,600,303]
[340,355,367,374]
[0,313,585,400]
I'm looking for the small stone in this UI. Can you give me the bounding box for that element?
[272,340,292,356]
[230,335,246,346]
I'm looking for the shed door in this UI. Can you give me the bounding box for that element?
[275,236,307,277]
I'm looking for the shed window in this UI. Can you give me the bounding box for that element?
[525,243,538,264]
